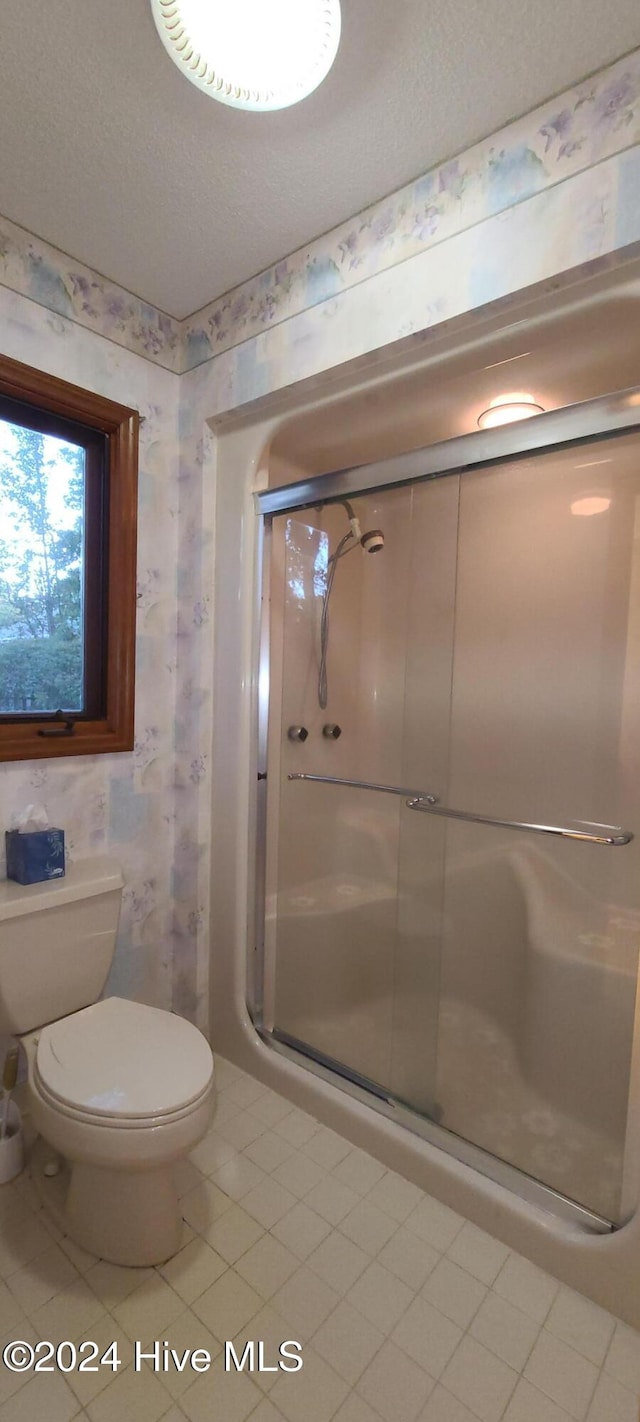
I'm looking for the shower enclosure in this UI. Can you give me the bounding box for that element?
[254,391,640,1232]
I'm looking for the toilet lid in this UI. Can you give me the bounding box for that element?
[36,997,214,1120]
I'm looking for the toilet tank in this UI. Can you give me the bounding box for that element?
[0,856,123,1034]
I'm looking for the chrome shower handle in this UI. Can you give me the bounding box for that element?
[406,796,632,846]
[287,774,632,845]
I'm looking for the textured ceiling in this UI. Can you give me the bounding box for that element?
[1,1,640,319]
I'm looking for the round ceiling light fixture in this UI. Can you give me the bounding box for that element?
[477,393,545,430]
[150,0,342,111]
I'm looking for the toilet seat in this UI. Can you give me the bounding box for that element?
[34,996,214,1127]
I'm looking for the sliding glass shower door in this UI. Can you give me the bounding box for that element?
[261,429,640,1227]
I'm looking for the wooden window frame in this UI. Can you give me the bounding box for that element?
[0,354,138,762]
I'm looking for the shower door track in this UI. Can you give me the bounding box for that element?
[255,1022,615,1235]
[252,383,640,1240]
[257,385,640,518]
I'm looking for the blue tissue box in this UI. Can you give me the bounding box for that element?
[5,829,65,885]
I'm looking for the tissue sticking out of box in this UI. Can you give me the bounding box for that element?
[10,804,51,833]
[5,806,65,885]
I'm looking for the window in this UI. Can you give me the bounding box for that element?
[0,355,138,761]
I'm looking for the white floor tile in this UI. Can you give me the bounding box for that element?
[305,1177,360,1227]
[524,1330,599,1419]
[271,1202,332,1261]
[244,1132,296,1175]
[30,1276,105,1343]
[158,1237,228,1305]
[202,1203,264,1264]
[0,1215,53,1281]
[138,1308,222,1400]
[446,1223,510,1286]
[85,1363,171,1422]
[505,1377,576,1421]
[250,1399,290,1422]
[421,1257,487,1329]
[246,1090,296,1129]
[393,1295,462,1379]
[0,1323,38,1406]
[214,1059,244,1089]
[604,1318,640,1393]
[441,1335,518,1421]
[0,1061,638,1422]
[227,1302,294,1393]
[273,1111,320,1149]
[5,1242,79,1315]
[180,1180,233,1237]
[217,1111,267,1152]
[270,1152,327,1200]
[234,1234,299,1299]
[84,1259,154,1310]
[223,1076,268,1110]
[312,1299,384,1384]
[270,1344,350,1422]
[189,1131,236,1176]
[330,1150,387,1197]
[586,1370,640,1420]
[470,1290,540,1372]
[191,1268,262,1341]
[339,1199,398,1256]
[405,1197,465,1252]
[112,1273,184,1342]
[56,1235,98,1275]
[377,1227,440,1292]
[418,1384,479,1419]
[357,1339,434,1422]
[546,1288,616,1368]
[211,1155,267,1202]
[271,1265,340,1341]
[303,1129,353,1172]
[493,1254,559,1325]
[242,1179,298,1230]
[366,1171,425,1224]
[334,1393,381,1422]
[346,1260,415,1335]
[0,1370,80,1422]
[181,1352,261,1422]
[307,1231,369,1295]
[66,1317,136,1409]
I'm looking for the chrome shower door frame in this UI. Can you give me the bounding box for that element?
[251,384,640,1234]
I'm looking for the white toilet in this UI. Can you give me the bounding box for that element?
[0,856,215,1266]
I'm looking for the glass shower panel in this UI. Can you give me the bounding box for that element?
[264,428,640,1226]
[423,435,640,1223]
[267,482,459,1096]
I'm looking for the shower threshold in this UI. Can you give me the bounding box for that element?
[259,1024,615,1237]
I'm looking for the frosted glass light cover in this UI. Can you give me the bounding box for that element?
[150,0,341,111]
[477,392,544,429]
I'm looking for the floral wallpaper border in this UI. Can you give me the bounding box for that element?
[0,217,182,373]
[1,48,640,381]
[182,47,640,369]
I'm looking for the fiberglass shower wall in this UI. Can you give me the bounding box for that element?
[262,432,640,1226]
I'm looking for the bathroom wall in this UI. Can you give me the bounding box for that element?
[2,46,640,1031]
[0,283,183,1014]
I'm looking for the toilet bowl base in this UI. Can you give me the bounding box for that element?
[30,1136,183,1267]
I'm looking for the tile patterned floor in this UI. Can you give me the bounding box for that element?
[0,1057,638,1421]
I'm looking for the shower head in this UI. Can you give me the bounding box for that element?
[361,529,385,554]
[331,502,385,554]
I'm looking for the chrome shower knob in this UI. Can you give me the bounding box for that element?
[322,724,342,739]
[287,726,309,742]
